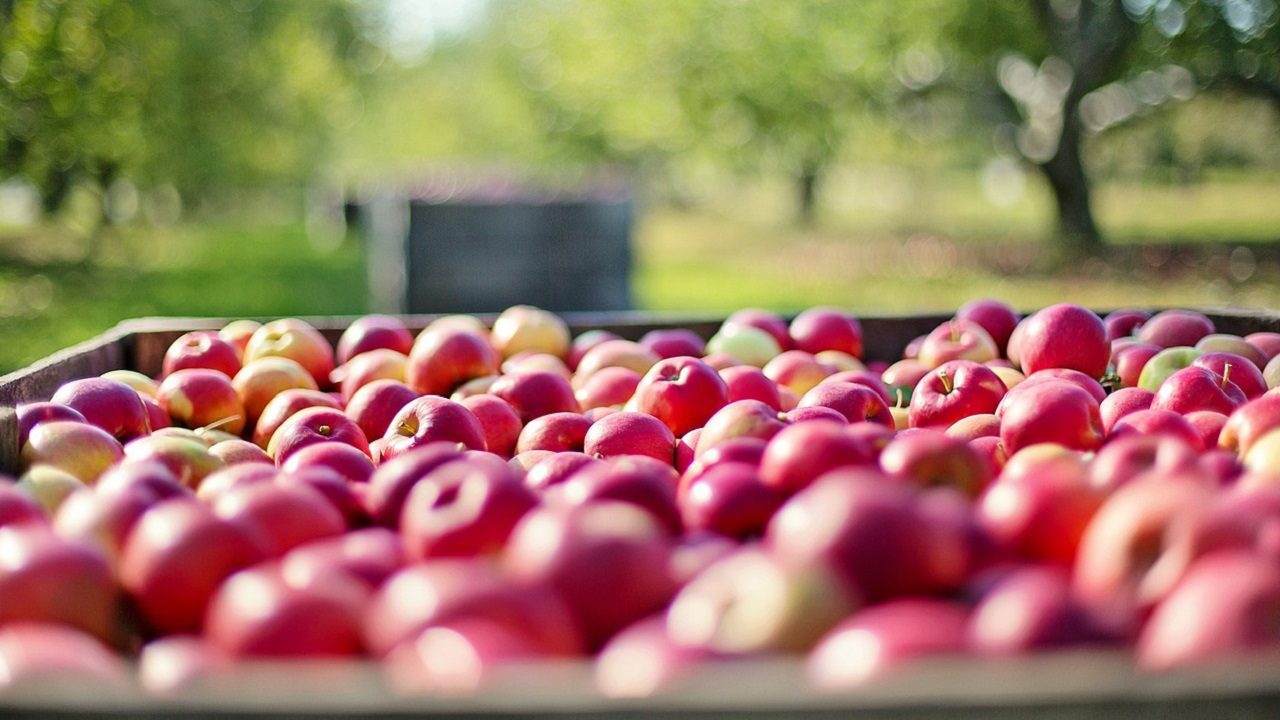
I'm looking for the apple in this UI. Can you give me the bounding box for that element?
[219,319,261,356]
[1099,387,1155,435]
[639,328,706,359]
[204,562,365,658]
[1088,434,1199,492]
[999,381,1103,454]
[725,308,793,351]
[1137,309,1215,348]
[1103,309,1150,341]
[808,598,970,688]
[334,348,407,400]
[162,331,242,379]
[1246,331,1280,362]
[14,465,84,515]
[957,298,1019,354]
[156,368,246,436]
[1185,411,1229,455]
[789,307,863,358]
[457,394,522,459]
[881,359,931,401]
[384,618,544,694]
[515,412,592,454]
[1151,365,1246,416]
[977,444,1102,566]
[705,324,782,367]
[0,524,118,643]
[595,615,716,698]
[345,379,419,443]
[583,411,676,464]
[679,461,785,539]
[100,369,160,398]
[629,357,729,437]
[1220,392,1280,457]
[243,318,336,388]
[916,319,999,368]
[796,381,892,427]
[50,377,151,442]
[279,526,405,592]
[490,370,580,423]
[546,455,681,535]
[137,636,230,696]
[267,406,370,465]
[524,452,602,492]
[908,360,1005,429]
[694,399,787,457]
[400,457,538,559]
[1242,427,1280,476]
[336,314,414,365]
[1266,354,1280,389]
[279,441,376,484]
[0,482,46,528]
[51,481,157,570]
[1109,409,1205,450]
[490,305,570,360]
[1015,304,1109,378]
[406,327,501,397]
[680,438,768,494]
[878,430,992,497]
[1193,351,1267,399]
[95,460,189,504]
[364,442,467,527]
[820,370,893,406]
[763,350,833,396]
[379,396,485,463]
[1112,342,1162,388]
[968,565,1113,655]
[504,501,677,650]
[758,421,884,493]
[573,339,662,384]
[945,413,1001,441]
[232,357,319,428]
[575,366,642,410]
[1135,346,1203,392]
[195,463,276,505]
[1196,334,1268,370]
[15,402,87,449]
[0,623,127,692]
[449,375,501,401]
[22,421,123,484]
[214,480,346,558]
[209,438,272,466]
[668,546,857,655]
[568,329,621,371]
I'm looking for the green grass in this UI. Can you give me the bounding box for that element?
[2,172,1279,375]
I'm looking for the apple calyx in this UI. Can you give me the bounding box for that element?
[317,424,333,437]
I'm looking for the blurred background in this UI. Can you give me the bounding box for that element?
[1,0,1278,372]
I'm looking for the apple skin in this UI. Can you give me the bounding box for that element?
[364,443,467,528]
[491,305,571,360]
[1246,332,1280,362]
[680,461,786,539]
[280,526,406,591]
[381,396,486,462]
[1196,334,1269,370]
[629,357,729,437]
[51,480,160,570]
[999,381,1104,455]
[1099,387,1155,435]
[1015,304,1109,379]
[808,598,970,689]
[1104,309,1150,341]
[101,372,157,401]
[219,319,261,356]
[0,623,127,692]
[232,357,319,428]
[946,413,1001,441]
[15,402,88,449]
[567,330,621,371]
[789,307,863,358]
[717,365,782,410]
[908,360,1006,429]
[694,399,788,457]
[345,379,420,443]
[917,319,999,369]
[0,524,119,643]
[524,452,602,492]
[250,388,340,449]
[796,381,892,428]
[878,430,992,498]
[767,470,968,601]
[243,318,336,389]
[546,456,681,535]
[680,438,768,494]
[407,327,501,397]
[595,615,717,698]
[163,331,242,379]
[511,412,589,455]
[504,501,678,651]
[1137,550,1280,671]
[0,483,46,528]
[137,635,231,696]
[214,481,347,558]
[726,308,793,352]
[50,377,151,443]
[1220,392,1280,456]
[977,444,1103,566]
[336,314,414,365]
[575,366,642,411]
[22,421,123,484]
[763,350,834,397]
[204,562,365,658]
[1193,351,1267,400]
[999,368,1106,409]
[821,369,893,406]
[881,359,931,399]
[1089,434,1199,492]
[267,406,370,466]
[1151,365,1246,416]
[758,421,884,494]
[121,498,267,634]
[1137,309,1215,349]
[956,298,1019,355]
[1136,346,1204,392]
[334,348,407,401]
[196,463,277,505]
[458,394,522,459]
[490,370,580,424]
[279,441,376,484]
[156,368,246,437]
[1109,409,1205,450]
[400,458,538,560]
[968,565,1115,655]
[705,324,782,367]
[1112,342,1162,388]
[582,411,676,464]
[573,339,662,385]
[639,328,707,359]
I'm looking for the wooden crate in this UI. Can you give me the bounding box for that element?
[4,308,1280,718]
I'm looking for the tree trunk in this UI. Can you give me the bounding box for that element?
[1037,93,1103,256]
[796,162,820,227]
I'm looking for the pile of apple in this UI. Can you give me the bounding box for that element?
[6,301,1280,697]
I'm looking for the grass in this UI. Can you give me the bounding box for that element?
[2,172,1279,374]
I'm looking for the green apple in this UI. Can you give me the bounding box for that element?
[1137,346,1204,392]
[17,465,86,514]
[706,325,782,368]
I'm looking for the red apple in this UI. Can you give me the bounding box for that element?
[547,455,681,535]
[0,483,46,528]
[281,526,406,590]
[1152,365,1246,416]
[381,396,486,461]
[1104,309,1150,341]
[156,368,246,436]
[0,623,126,692]
[337,314,414,365]
[1185,411,1229,454]
[278,466,368,529]
[524,451,602,492]
[267,406,370,465]
[1247,332,1280,362]
[763,350,834,397]
[1195,334,1269,370]
[459,394,523,459]
[1090,434,1198,492]
[1193,351,1267,400]
[916,319,999,368]
[789,307,863,358]
[345,379,419,443]
[490,370,580,423]
[758,420,883,493]
[726,308,793,352]
[232,357,319,428]
[957,298,1019,355]
[15,402,87,449]
[1137,309,1215,349]
[568,329,620,371]
[1112,342,1162,389]
[908,360,1006,429]
[365,443,467,527]
[574,366,641,410]
[243,318,335,388]
[214,480,346,558]
[50,377,151,442]
[249,388,341,449]
[878,430,992,497]
[808,598,970,688]
[628,357,729,437]
[573,339,661,384]
[679,461,784,539]
[1000,381,1103,454]
[1099,387,1155,435]
[595,615,716,698]
[279,441,376,484]
[968,565,1114,655]
[718,365,782,410]
[694,399,788,457]
[796,381,892,428]
[1221,392,1280,456]
[407,327,501,397]
[1015,304,1109,379]
[163,331,242,379]
[195,463,277,505]
[0,524,118,642]
[582,411,676,464]
[639,328,706,359]
[335,348,407,400]
[1110,409,1205,450]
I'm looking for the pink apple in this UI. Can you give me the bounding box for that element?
[573,339,661,383]
[595,615,716,698]
[694,399,787,458]
[568,329,621,371]
[763,350,834,396]
[629,357,729,437]
[163,331,242,379]
[364,443,467,527]
[267,406,370,465]
[524,451,602,492]
[279,441,376,484]
[137,635,231,696]
[639,328,706,359]
[406,327,501,396]
[1247,332,1280,362]
[916,319,999,368]
[1103,309,1150,341]
[345,379,419,443]
[881,358,931,396]
[957,298,1019,354]
[400,457,538,559]
[515,412,592,454]
[1196,334,1269,370]
[336,314,414,365]
[1014,304,1109,379]
[380,396,486,462]
[879,430,992,497]
[0,483,45,528]
[679,461,785,539]
[582,411,676,464]
[789,307,863,357]
[0,623,126,692]
[458,394,522,459]
[50,377,151,442]
[214,479,346,558]
[1110,409,1205,450]
[15,402,87,449]
[546,455,681,534]
[808,598,970,688]
[718,365,782,410]
[575,366,642,410]
[1152,365,1246,416]
[334,348,407,401]
[796,381,892,428]
[908,360,1005,429]
[0,524,118,642]
[1099,387,1155,435]
[249,388,341,448]
[759,420,884,493]
[244,318,336,388]
[490,370,580,423]
[1193,351,1267,399]
[1088,434,1199,492]
[968,565,1113,654]
[1137,309,1215,349]
[999,381,1103,454]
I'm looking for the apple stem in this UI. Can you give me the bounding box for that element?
[1221,363,1232,389]
[938,369,953,394]
[949,320,960,344]
[895,388,906,409]
[199,415,242,433]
